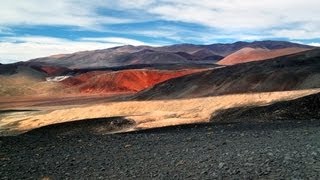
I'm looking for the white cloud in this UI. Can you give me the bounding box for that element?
[308,43,320,47]
[110,0,320,40]
[0,0,133,30]
[81,37,150,46]
[271,29,320,40]
[111,0,156,9]
[3,0,320,35]
[130,30,182,40]
[0,36,153,63]
[148,0,320,30]
[0,0,320,57]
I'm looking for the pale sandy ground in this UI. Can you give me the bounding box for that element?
[1,89,320,135]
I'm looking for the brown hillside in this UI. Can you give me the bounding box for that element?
[217,47,310,65]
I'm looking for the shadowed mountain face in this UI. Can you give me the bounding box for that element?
[25,41,312,69]
[0,65,66,97]
[155,40,311,56]
[174,51,224,62]
[212,92,320,122]
[134,49,320,100]
[0,62,69,76]
[27,45,193,69]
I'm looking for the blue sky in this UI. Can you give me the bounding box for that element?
[1,0,320,63]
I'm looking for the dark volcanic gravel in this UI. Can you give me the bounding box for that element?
[1,119,320,179]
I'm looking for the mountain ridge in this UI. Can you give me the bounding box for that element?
[134,48,320,100]
[217,47,311,65]
[22,40,313,69]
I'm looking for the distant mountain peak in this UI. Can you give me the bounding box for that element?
[20,40,314,69]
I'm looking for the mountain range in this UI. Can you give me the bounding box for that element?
[0,40,316,97]
[21,40,312,69]
[134,48,320,100]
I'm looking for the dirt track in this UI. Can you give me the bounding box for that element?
[1,119,320,179]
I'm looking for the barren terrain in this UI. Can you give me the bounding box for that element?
[135,48,320,100]
[1,118,320,179]
[217,47,310,65]
[1,89,319,135]
[1,41,320,179]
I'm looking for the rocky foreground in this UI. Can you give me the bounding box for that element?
[1,118,320,179]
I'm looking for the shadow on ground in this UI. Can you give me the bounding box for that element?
[22,117,135,137]
[211,92,320,123]
[6,92,320,137]
[0,109,38,114]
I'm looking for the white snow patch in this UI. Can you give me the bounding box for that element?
[46,76,71,82]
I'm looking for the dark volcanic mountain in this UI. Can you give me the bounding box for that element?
[155,40,312,56]
[134,48,320,100]
[192,49,224,61]
[0,62,69,76]
[25,41,312,69]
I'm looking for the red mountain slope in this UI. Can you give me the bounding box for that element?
[62,69,204,94]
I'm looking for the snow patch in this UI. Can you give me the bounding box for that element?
[46,76,70,82]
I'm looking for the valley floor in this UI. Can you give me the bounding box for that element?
[1,89,320,135]
[1,89,320,179]
[1,119,320,179]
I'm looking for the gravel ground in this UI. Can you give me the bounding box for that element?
[1,119,320,179]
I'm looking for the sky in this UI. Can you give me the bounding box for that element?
[1,0,320,63]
